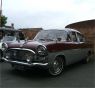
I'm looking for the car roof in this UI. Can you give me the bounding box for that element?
[65,28,81,33]
[43,28,81,33]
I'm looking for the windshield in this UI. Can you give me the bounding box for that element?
[33,30,67,42]
[1,36,16,42]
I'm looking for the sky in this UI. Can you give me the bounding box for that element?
[2,0,95,29]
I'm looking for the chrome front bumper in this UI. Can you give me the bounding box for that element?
[3,58,48,67]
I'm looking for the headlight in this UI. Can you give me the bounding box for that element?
[2,43,8,51]
[37,45,47,56]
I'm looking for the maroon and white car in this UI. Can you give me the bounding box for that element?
[3,28,93,76]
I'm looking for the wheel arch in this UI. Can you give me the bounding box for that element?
[55,54,66,65]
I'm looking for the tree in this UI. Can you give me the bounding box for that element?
[0,15,7,27]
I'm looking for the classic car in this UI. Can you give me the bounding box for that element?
[3,28,93,76]
[0,27,25,61]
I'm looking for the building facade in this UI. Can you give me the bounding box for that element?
[19,28,43,40]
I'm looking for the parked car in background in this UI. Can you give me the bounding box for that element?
[3,28,93,76]
[0,27,25,61]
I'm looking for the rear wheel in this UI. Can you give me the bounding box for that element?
[84,51,92,63]
[48,57,65,76]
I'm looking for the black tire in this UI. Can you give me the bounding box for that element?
[84,52,92,63]
[48,57,65,76]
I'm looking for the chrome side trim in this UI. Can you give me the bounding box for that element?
[3,58,48,66]
[9,48,35,54]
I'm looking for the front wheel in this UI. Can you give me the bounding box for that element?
[48,57,65,76]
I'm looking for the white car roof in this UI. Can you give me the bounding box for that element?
[44,28,81,33]
[64,28,81,33]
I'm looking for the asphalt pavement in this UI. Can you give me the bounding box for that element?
[0,56,95,88]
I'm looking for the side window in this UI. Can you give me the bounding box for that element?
[70,32,77,42]
[56,31,67,41]
[77,33,85,42]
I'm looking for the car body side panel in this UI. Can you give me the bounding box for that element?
[46,42,92,52]
[47,48,91,65]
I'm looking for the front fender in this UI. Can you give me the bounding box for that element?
[47,52,66,65]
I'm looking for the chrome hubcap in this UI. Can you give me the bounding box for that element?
[49,58,64,75]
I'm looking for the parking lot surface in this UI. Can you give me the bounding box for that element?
[0,57,95,88]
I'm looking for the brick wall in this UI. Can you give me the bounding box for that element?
[19,28,43,40]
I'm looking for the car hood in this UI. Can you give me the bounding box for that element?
[7,40,57,52]
[8,41,43,50]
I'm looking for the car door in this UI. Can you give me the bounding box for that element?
[76,32,88,60]
[64,31,80,64]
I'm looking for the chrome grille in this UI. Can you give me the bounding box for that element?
[6,49,35,62]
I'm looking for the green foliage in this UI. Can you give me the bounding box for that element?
[0,15,7,27]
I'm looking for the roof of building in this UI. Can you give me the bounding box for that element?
[65,19,95,28]
[19,28,43,31]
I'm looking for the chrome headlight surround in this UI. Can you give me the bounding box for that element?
[37,45,48,56]
[1,43,8,51]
